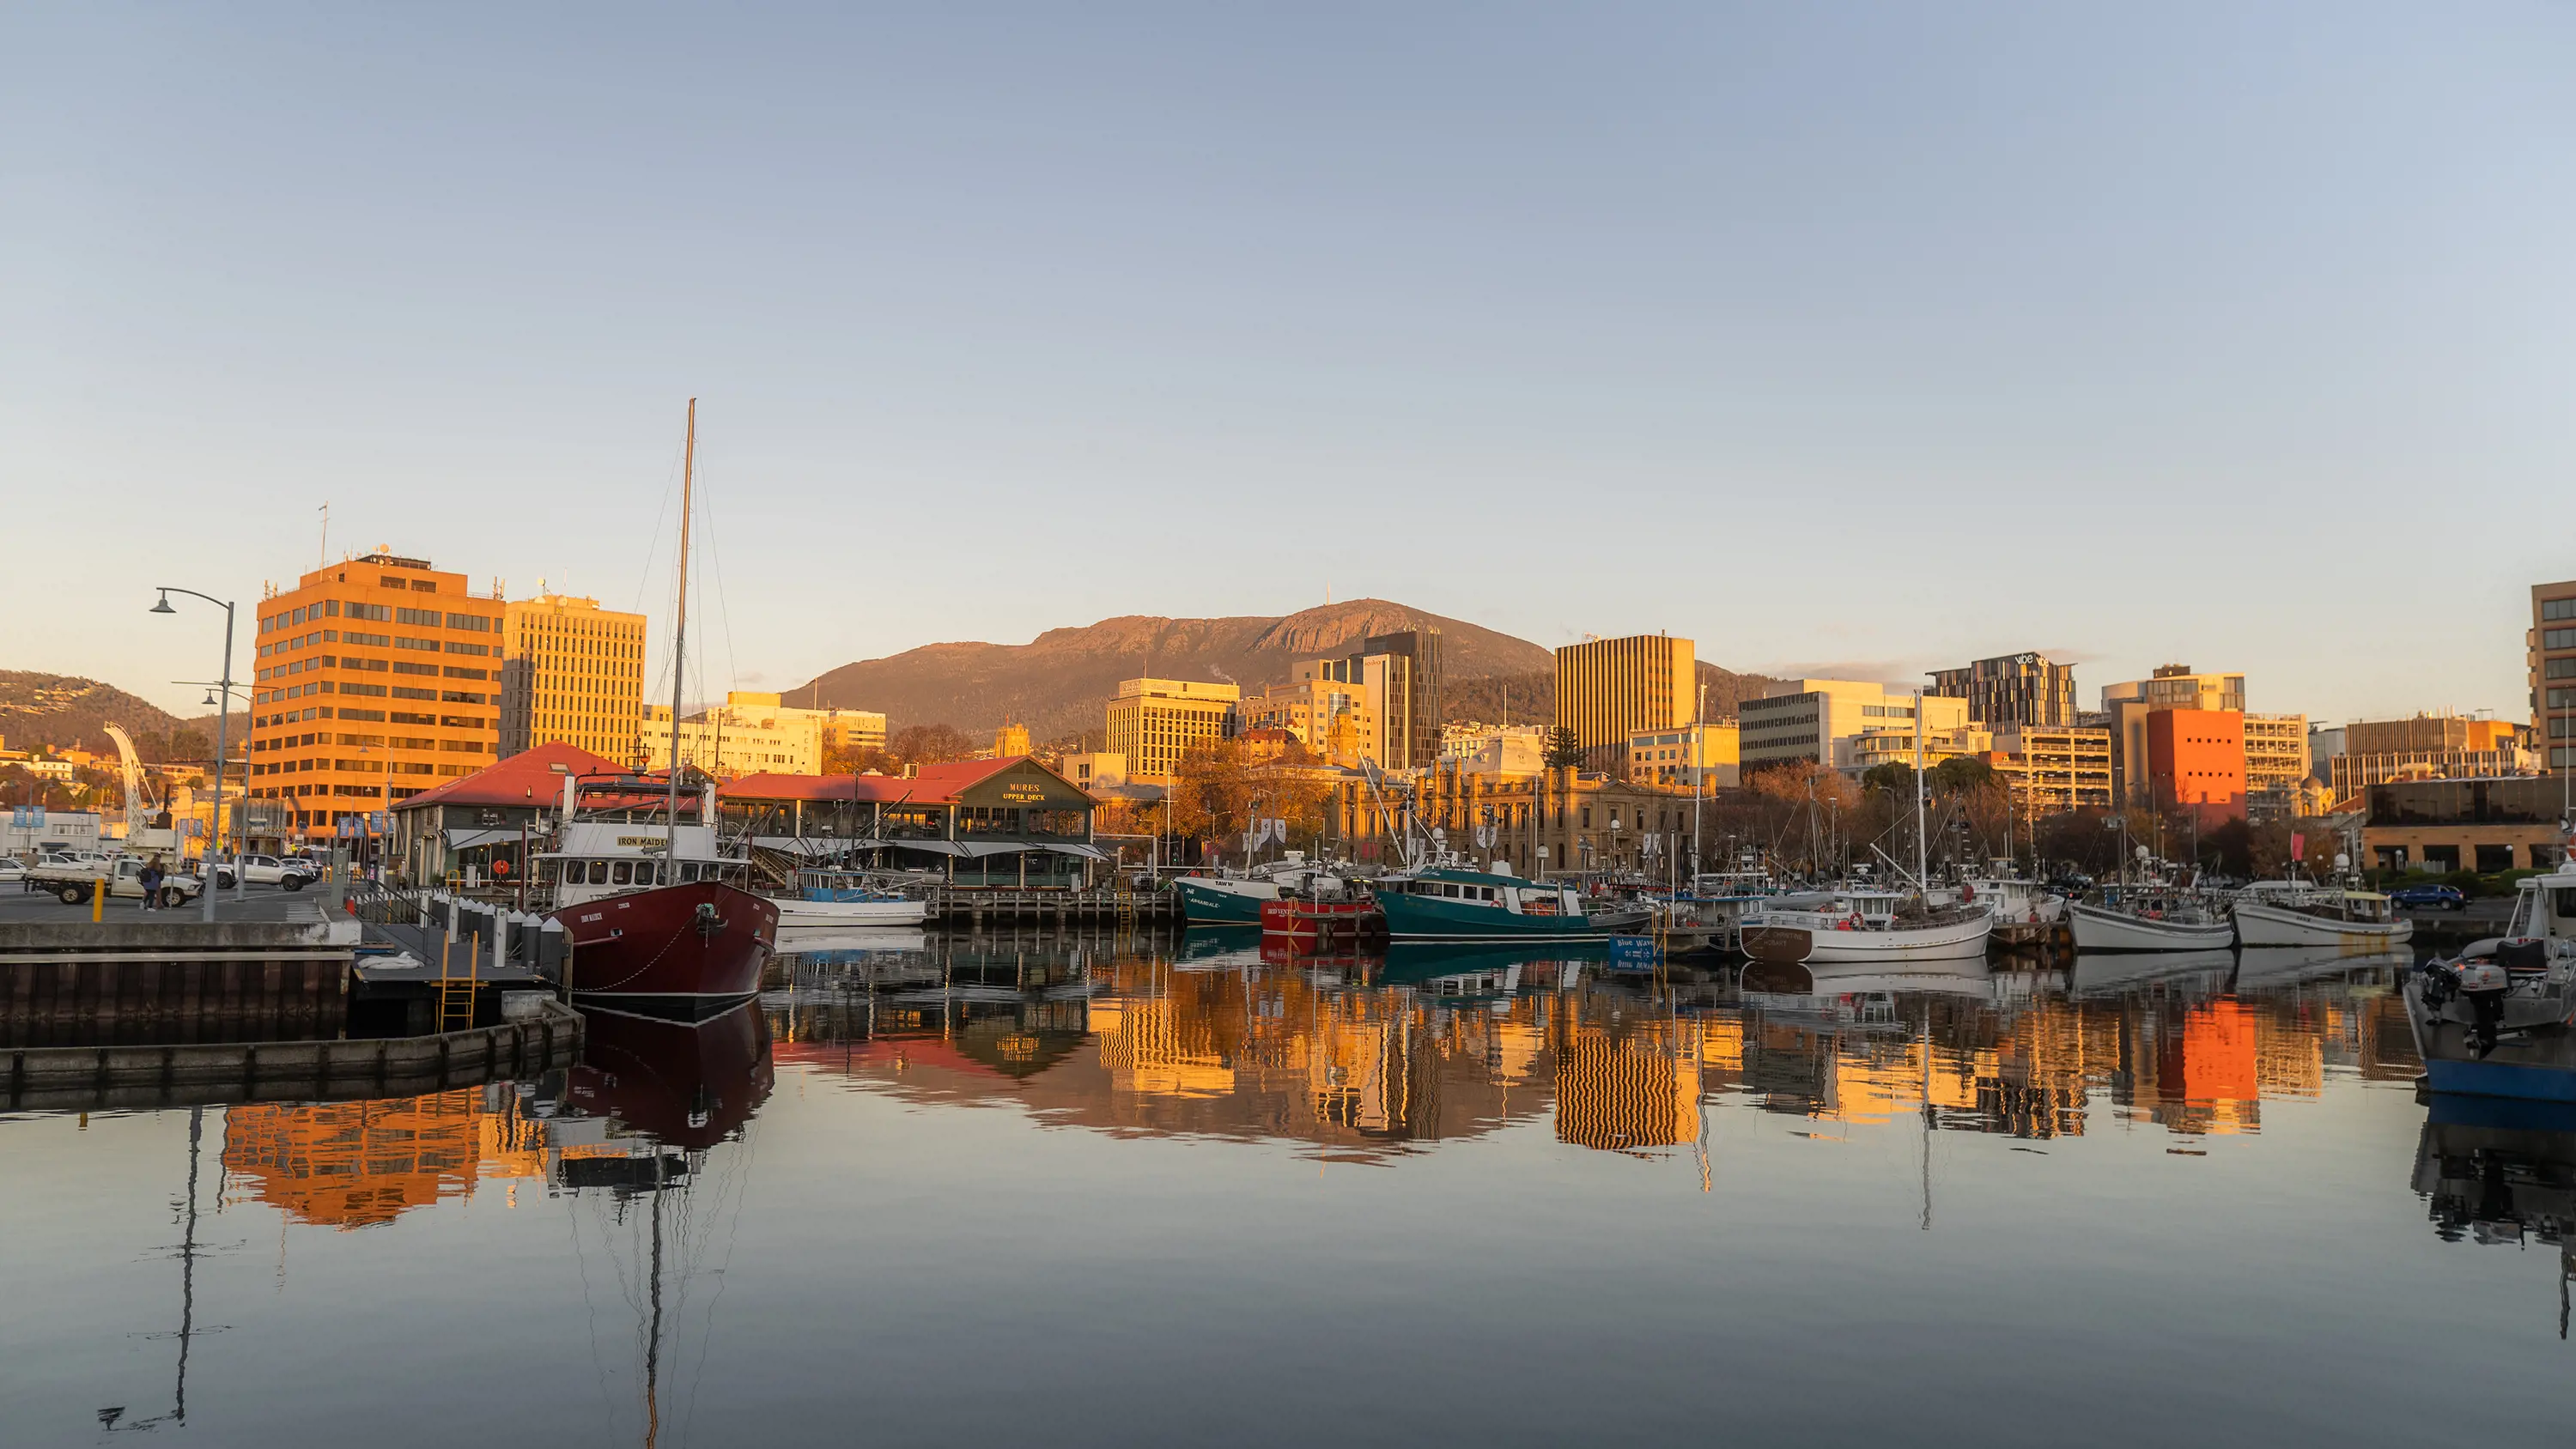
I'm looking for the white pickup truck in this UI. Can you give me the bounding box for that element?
[25,856,209,907]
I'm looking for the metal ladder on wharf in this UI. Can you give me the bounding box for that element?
[437,934,477,1033]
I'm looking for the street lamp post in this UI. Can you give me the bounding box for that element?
[151,589,234,924]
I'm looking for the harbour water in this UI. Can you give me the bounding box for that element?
[5,929,2570,1446]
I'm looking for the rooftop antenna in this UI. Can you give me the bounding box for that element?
[316,502,328,568]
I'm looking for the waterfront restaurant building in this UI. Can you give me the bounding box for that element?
[387,740,624,884]
[720,756,1108,887]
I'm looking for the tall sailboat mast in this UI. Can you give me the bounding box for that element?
[667,398,696,864]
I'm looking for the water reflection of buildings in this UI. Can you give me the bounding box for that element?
[766,939,2422,1155]
[222,1003,776,1227]
[223,1087,549,1228]
[773,948,1721,1158]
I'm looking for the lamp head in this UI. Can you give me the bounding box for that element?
[202,692,217,707]
[149,592,176,615]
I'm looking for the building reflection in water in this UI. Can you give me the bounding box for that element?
[763,933,2422,1156]
[222,1001,774,1228]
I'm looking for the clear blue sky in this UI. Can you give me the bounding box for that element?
[5,4,2568,726]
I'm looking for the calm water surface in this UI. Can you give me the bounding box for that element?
[5,929,2570,1446]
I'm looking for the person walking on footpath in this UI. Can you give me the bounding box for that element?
[139,855,165,911]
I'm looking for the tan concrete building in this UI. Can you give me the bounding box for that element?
[2243,712,2311,822]
[2327,712,2537,799]
[2531,578,2576,773]
[1556,634,1694,755]
[1242,674,1380,767]
[1990,725,2115,810]
[1333,763,1702,877]
[1106,678,1239,785]
[244,552,502,846]
[498,593,647,764]
[1625,720,1739,789]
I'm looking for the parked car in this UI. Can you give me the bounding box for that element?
[2388,882,2468,912]
[0,858,26,885]
[25,856,207,907]
[234,853,318,888]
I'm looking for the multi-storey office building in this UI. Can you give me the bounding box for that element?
[1105,678,1239,785]
[1929,652,2078,728]
[2534,580,2576,772]
[1555,634,1694,755]
[1244,675,1379,767]
[1625,720,1739,789]
[641,692,825,777]
[245,553,502,846]
[497,593,647,763]
[1739,681,1969,770]
[1990,726,2115,810]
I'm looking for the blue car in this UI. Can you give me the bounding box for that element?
[2388,883,2467,911]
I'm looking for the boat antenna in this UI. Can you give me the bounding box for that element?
[668,398,695,865]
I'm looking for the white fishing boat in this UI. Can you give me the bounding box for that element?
[1741,888,1996,965]
[2233,881,2412,949]
[2068,894,2237,952]
[1741,695,1995,967]
[768,869,930,929]
[1958,876,2065,926]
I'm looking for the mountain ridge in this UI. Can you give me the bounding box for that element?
[802,599,1552,743]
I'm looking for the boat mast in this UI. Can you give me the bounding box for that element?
[667,399,696,867]
[1913,688,1928,894]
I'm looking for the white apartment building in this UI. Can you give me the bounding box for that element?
[1740,681,1971,770]
[641,691,830,776]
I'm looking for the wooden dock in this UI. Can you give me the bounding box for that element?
[924,886,1180,929]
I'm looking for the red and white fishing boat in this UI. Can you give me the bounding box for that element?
[1258,894,1385,949]
[540,397,777,1020]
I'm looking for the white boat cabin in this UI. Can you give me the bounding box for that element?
[541,820,754,908]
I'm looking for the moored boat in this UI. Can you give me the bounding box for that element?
[2233,881,2412,950]
[1372,866,1636,942]
[2068,894,2236,953]
[2407,864,2576,1100]
[1739,888,1995,966]
[540,399,776,1021]
[1175,853,1349,925]
[769,869,930,929]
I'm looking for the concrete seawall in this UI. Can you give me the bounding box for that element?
[0,915,363,960]
[3,998,584,1112]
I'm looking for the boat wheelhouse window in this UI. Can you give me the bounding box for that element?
[611,861,633,885]
[1479,886,1496,900]
[2553,888,2576,920]
[586,860,607,884]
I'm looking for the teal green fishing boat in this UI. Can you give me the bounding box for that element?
[1372,867,1639,943]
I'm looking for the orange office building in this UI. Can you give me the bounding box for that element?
[245,552,504,847]
[2144,707,2246,828]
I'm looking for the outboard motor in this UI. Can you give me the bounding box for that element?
[2458,957,2512,1056]
[2420,955,2513,1058]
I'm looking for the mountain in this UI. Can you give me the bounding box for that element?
[800,599,1553,743]
[0,672,200,760]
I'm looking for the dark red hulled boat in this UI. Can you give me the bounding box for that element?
[552,879,779,1020]
[567,997,775,1149]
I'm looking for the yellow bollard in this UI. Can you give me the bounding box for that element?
[92,876,105,924]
